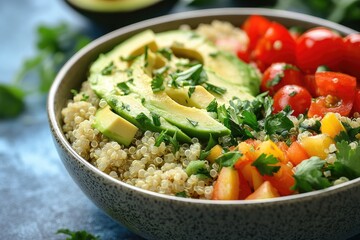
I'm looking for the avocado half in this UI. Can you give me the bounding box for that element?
[65,0,179,30]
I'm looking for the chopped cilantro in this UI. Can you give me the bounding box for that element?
[80,93,89,101]
[155,130,168,147]
[299,119,321,133]
[170,64,207,87]
[186,160,210,178]
[292,157,331,193]
[143,45,149,67]
[70,89,78,96]
[215,151,242,169]
[266,74,282,88]
[330,141,360,179]
[175,191,187,198]
[56,229,99,240]
[209,51,219,58]
[153,65,169,76]
[264,106,294,137]
[151,74,165,92]
[168,132,180,154]
[151,112,161,127]
[187,118,199,127]
[203,82,226,95]
[188,86,196,98]
[157,48,172,61]
[117,82,131,95]
[206,99,218,112]
[334,123,360,143]
[135,113,152,127]
[119,55,139,62]
[251,154,280,176]
[101,61,116,75]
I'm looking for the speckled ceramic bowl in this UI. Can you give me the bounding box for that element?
[48,8,359,240]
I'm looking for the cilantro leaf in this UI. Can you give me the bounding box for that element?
[330,141,360,179]
[154,130,168,147]
[203,82,226,95]
[56,229,99,240]
[170,64,207,87]
[292,157,331,193]
[151,74,165,93]
[206,98,218,112]
[168,132,179,154]
[215,151,242,169]
[101,61,116,75]
[116,82,131,95]
[252,154,280,176]
[135,113,152,127]
[157,48,172,61]
[0,84,25,119]
[151,112,161,127]
[334,123,360,143]
[188,86,196,98]
[264,106,294,136]
[175,191,187,198]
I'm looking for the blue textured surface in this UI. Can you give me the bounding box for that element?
[1,1,359,240]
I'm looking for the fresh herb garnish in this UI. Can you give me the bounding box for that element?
[329,141,360,179]
[187,118,199,127]
[143,45,149,67]
[151,112,161,127]
[264,106,294,137]
[168,132,180,153]
[151,74,165,93]
[292,157,331,193]
[186,160,210,178]
[0,84,25,119]
[56,229,100,240]
[119,55,139,62]
[117,82,131,95]
[101,61,116,75]
[175,191,187,198]
[155,130,168,147]
[170,64,207,88]
[206,99,218,113]
[188,86,196,98]
[81,93,89,101]
[157,48,172,61]
[334,123,360,143]
[135,113,152,127]
[203,82,226,95]
[215,151,242,169]
[209,52,219,58]
[252,154,280,176]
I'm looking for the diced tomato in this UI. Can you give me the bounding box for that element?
[303,74,317,97]
[273,85,312,116]
[212,167,240,200]
[296,27,344,73]
[263,163,295,196]
[315,71,356,101]
[287,141,309,166]
[341,33,360,80]
[260,63,304,96]
[238,171,252,200]
[245,181,280,200]
[351,89,360,115]
[253,22,296,71]
[308,96,353,117]
[242,15,271,52]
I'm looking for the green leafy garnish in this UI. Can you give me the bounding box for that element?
[168,132,180,154]
[251,154,280,176]
[135,113,152,127]
[170,64,207,88]
[188,86,196,98]
[143,45,149,67]
[175,191,187,198]
[117,82,131,95]
[215,151,242,169]
[119,55,139,62]
[334,123,360,143]
[206,98,218,112]
[292,157,331,193]
[151,112,161,127]
[203,82,226,95]
[330,141,360,179]
[264,106,294,137]
[151,74,165,93]
[199,134,218,160]
[155,130,168,147]
[157,48,172,61]
[186,160,210,178]
[101,61,116,75]
[0,84,25,119]
[56,229,99,240]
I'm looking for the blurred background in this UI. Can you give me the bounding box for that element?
[0,0,359,239]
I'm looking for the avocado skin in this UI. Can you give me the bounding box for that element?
[64,0,179,31]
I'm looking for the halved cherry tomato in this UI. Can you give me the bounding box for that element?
[215,37,250,63]
[303,74,317,97]
[253,22,296,71]
[242,15,271,52]
[287,141,309,166]
[263,163,295,196]
[308,96,353,117]
[341,33,360,80]
[296,27,344,73]
[261,63,304,95]
[351,89,360,115]
[315,71,356,101]
[273,85,312,116]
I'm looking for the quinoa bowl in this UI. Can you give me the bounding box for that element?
[48,8,360,240]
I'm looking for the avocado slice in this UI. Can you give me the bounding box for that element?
[93,106,138,146]
[67,0,161,12]
[90,29,158,74]
[155,30,261,96]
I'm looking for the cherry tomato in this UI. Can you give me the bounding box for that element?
[253,22,296,71]
[351,89,360,115]
[242,15,271,52]
[342,33,360,80]
[315,71,356,101]
[273,85,312,116]
[303,74,317,97]
[261,63,304,95]
[307,96,353,117]
[215,37,250,63]
[296,27,344,73]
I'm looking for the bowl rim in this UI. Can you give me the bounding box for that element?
[48,7,359,206]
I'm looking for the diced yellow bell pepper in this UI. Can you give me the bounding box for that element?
[206,144,223,163]
[254,140,286,163]
[320,112,346,138]
[299,134,335,159]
